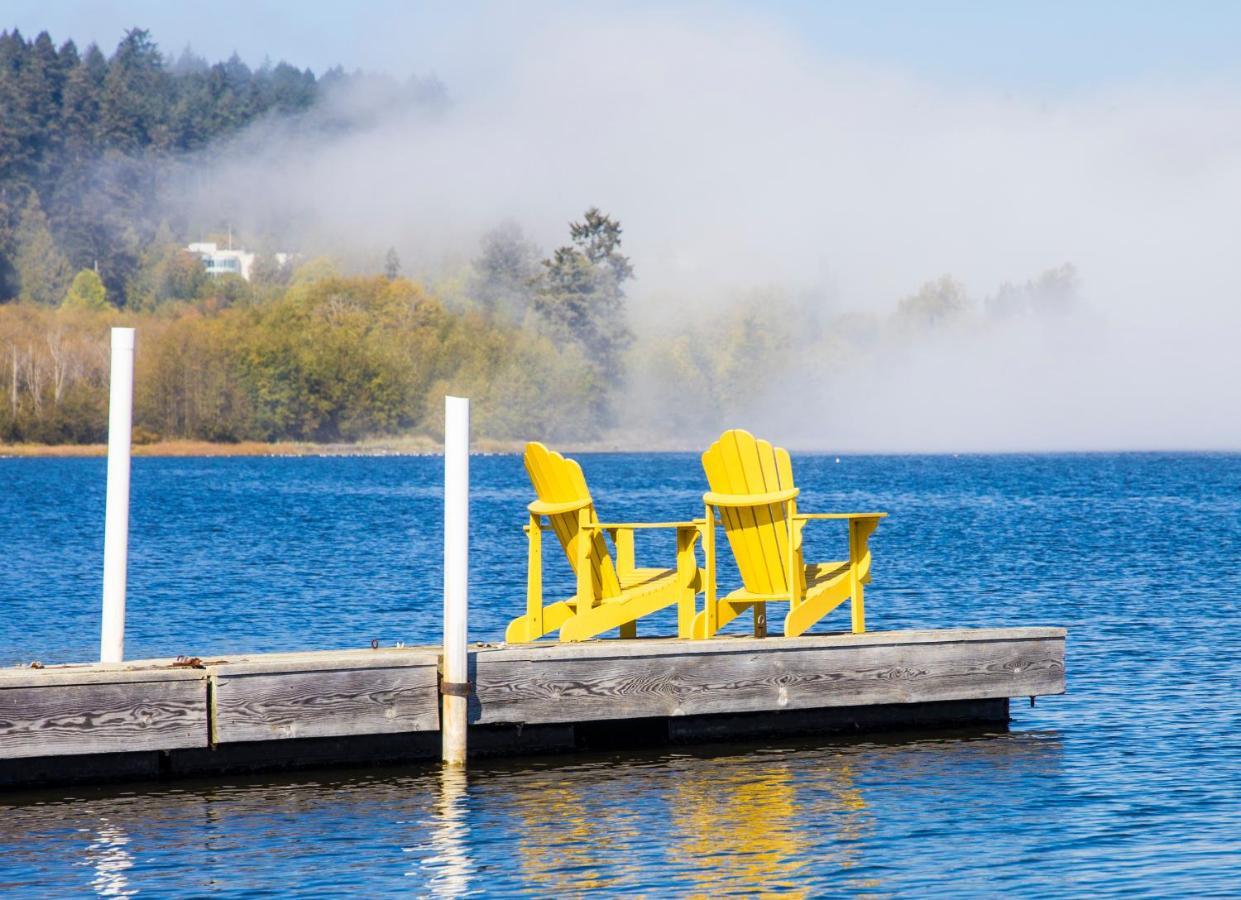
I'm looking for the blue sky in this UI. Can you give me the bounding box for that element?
[6,1,1241,95]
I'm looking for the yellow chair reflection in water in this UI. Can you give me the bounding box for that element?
[508,774,643,893]
[667,753,872,894]
[503,750,873,896]
[669,763,809,894]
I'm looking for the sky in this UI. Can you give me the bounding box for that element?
[8,1,1241,97]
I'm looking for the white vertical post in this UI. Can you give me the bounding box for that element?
[442,395,470,765]
[100,327,135,664]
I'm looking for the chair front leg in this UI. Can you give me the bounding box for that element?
[675,524,700,639]
[689,505,718,639]
[786,498,803,611]
[700,503,718,638]
[507,515,550,642]
[848,518,868,633]
[526,514,543,625]
[612,524,638,638]
[575,506,594,609]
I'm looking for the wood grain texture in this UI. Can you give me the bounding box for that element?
[0,674,208,759]
[0,662,211,689]
[492,627,1065,662]
[212,662,440,743]
[472,629,1065,726]
[207,646,440,676]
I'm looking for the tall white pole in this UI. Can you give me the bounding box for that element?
[442,396,470,765]
[100,327,135,664]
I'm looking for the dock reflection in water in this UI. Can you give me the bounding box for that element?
[81,818,135,899]
[0,728,1065,895]
[417,767,474,895]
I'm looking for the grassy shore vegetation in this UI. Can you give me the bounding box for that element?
[0,265,614,445]
[0,252,1080,448]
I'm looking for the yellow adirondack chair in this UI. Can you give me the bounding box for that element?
[695,429,886,639]
[505,442,703,643]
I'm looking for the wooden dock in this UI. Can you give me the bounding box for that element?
[0,627,1065,789]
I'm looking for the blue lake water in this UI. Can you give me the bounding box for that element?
[1,452,1238,895]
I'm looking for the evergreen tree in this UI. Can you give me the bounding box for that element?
[0,30,34,187]
[383,247,401,280]
[62,43,106,160]
[125,222,180,309]
[170,45,208,76]
[0,187,17,298]
[14,192,72,305]
[22,33,63,180]
[534,208,634,388]
[99,28,170,151]
[569,207,633,282]
[266,62,317,112]
[469,222,540,321]
[62,267,108,309]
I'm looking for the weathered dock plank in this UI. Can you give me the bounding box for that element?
[470,627,1065,726]
[0,663,208,759]
[210,647,441,743]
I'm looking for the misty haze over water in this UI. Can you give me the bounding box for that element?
[156,10,1241,452]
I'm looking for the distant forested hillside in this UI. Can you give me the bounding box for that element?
[0,24,640,448]
[0,27,440,305]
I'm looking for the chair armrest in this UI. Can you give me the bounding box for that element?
[794,512,887,521]
[584,520,705,531]
[583,521,702,582]
[528,497,593,516]
[703,488,799,508]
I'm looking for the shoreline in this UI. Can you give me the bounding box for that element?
[0,438,492,458]
[0,436,700,458]
[2,440,1235,459]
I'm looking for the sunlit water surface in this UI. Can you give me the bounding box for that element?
[1,453,1238,895]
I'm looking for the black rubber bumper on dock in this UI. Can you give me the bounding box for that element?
[0,697,1011,789]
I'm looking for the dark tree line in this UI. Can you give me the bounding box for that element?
[0,27,439,306]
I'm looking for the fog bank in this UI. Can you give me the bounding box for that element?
[170,10,1241,451]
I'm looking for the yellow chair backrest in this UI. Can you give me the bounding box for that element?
[701,429,805,596]
[524,442,622,601]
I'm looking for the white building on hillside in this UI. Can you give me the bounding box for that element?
[186,242,257,281]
